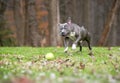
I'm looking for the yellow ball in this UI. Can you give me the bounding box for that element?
[45,53,54,60]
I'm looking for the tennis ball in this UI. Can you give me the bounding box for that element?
[45,53,54,60]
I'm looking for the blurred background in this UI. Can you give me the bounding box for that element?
[0,0,120,47]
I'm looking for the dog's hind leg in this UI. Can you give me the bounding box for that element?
[86,32,92,51]
[86,39,93,55]
[86,40,94,56]
[79,40,83,51]
[86,40,92,51]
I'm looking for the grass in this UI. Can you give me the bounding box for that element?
[0,47,120,83]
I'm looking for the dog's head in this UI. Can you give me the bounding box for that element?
[58,17,72,37]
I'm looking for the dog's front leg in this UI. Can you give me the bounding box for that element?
[72,36,81,50]
[64,37,69,53]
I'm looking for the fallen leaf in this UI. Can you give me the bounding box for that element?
[88,52,94,56]
[11,76,33,83]
[80,62,85,70]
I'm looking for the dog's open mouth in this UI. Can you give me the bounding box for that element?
[61,32,67,36]
[61,34,66,36]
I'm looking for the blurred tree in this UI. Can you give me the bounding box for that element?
[13,0,25,46]
[35,0,50,47]
[0,0,15,46]
[0,0,120,46]
[24,0,40,46]
[98,0,120,46]
[47,0,62,46]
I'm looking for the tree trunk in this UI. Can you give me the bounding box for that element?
[13,0,25,46]
[48,0,62,46]
[0,0,7,46]
[98,0,120,46]
[24,0,40,46]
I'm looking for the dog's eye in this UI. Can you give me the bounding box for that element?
[64,25,68,29]
[60,27,63,30]
[64,27,67,29]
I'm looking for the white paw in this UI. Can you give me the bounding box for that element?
[64,47,68,52]
[72,44,76,50]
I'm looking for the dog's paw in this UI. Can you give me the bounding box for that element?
[72,44,76,50]
[64,47,68,53]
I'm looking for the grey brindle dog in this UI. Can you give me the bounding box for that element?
[59,17,92,53]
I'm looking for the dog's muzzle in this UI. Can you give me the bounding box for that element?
[61,32,66,36]
[61,29,66,36]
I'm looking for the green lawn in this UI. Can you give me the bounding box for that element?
[0,47,120,83]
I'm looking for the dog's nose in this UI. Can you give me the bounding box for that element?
[61,32,65,36]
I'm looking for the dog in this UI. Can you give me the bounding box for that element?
[59,17,92,53]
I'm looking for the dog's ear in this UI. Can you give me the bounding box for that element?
[67,17,72,24]
[58,23,60,26]
[58,23,61,27]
